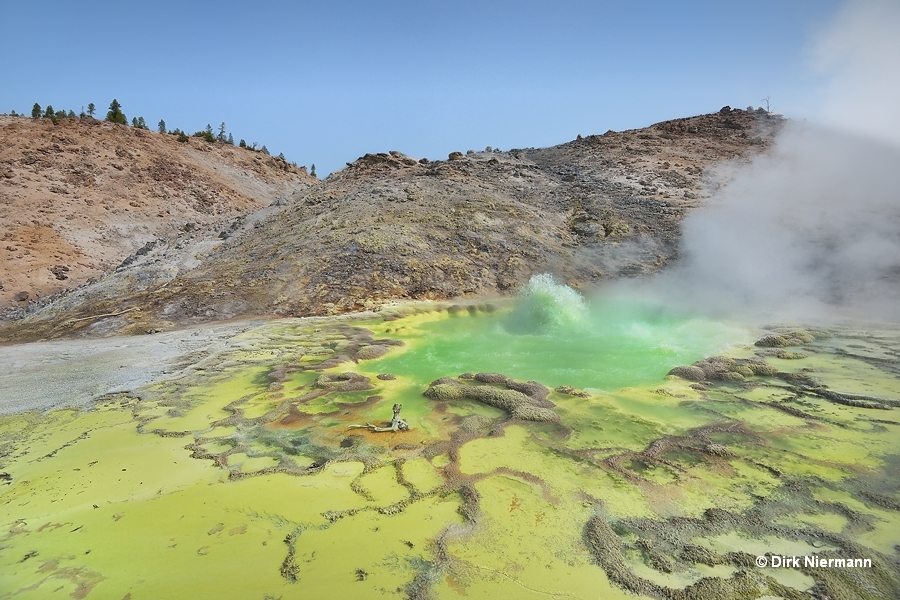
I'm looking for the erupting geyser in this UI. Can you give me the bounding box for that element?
[506,273,588,334]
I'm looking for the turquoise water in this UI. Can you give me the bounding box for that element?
[370,275,751,390]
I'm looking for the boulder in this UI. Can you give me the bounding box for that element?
[667,366,705,381]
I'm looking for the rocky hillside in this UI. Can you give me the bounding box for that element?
[0,116,316,308]
[0,107,783,341]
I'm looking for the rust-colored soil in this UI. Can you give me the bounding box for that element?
[0,116,316,307]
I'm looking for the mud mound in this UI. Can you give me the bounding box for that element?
[424,376,559,423]
[314,372,372,392]
[668,356,777,382]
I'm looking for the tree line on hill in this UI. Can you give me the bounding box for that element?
[5,99,309,173]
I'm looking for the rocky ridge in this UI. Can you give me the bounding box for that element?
[0,107,783,341]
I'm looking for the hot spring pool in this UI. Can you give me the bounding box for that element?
[368,274,752,392]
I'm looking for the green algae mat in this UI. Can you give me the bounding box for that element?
[2,283,900,598]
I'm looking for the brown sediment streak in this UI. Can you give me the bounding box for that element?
[280,529,302,582]
[34,431,91,461]
[470,466,561,505]
[275,403,308,426]
[544,420,764,485]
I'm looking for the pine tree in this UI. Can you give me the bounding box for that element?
[227,133,234,145]
[310,164,317,178]
[44,105,55,118]
[158,119,166,134]
[217,122,226,142]
[31,103,41,119]
[106,99,127,125]
[239,139,247,148]
[87,103,96,117]
[193,124,215,143]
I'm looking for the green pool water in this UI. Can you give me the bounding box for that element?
[368,274,751,391]
[1,276,899,599]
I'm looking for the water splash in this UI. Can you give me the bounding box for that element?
[506,273,588,334]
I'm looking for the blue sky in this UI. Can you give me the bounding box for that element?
[1,1,846,175]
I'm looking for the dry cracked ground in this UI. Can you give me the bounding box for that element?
[0,107,782,342]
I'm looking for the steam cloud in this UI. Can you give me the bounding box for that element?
[644,0,900,324]
[657,124,900,322]
[814,0,900,147]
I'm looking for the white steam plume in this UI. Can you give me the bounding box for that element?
[813,0,900,146]
[655,124,900,322]
[642,0,900,323]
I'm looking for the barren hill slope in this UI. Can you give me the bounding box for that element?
[1,108,782,341]
[0,116,315,308]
